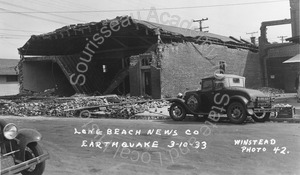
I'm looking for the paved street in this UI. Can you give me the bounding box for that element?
[1,115,299,175]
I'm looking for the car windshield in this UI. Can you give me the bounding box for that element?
[202,80,213,91]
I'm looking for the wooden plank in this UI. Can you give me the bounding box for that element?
[24,55,79,61]
[57,94,119,100]
[55,56,81,93]
[103,69,129,95]
[129,56,141,96]
[150,66,161,99]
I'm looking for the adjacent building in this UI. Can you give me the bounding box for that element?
[0,59,19,96]
[259,0,300,92]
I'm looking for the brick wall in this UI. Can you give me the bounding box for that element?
[267,57,300,92]
[160,42,262,97]
[265,43,300,92]
[268,44,300,58]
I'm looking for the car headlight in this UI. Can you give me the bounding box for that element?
[177,93,183,98]
[3,123,18,140]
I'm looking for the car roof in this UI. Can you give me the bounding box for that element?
[202,74,245,80]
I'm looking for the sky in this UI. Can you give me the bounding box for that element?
[0,0,292,59]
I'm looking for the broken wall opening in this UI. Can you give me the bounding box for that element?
[20,45,155,97]
[93,56,127,95]
[22,60,75,96]
[87,47,154,96]
[266,24,292,44]
[129,52,161,99]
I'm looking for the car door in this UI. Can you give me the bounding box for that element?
[211,79,229,114]
[199,79,215,112]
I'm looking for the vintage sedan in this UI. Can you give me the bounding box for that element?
[0,119,49,175]
[168,74,276,124]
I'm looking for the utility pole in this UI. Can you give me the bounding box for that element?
[277,36,287,43]
[246,31,258,37]
[193,18,209,32]
[246,31,258,45]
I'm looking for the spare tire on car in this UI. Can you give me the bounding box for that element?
[185,93,201,113]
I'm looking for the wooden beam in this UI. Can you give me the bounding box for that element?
[94,45,150,54]
[111,37,128,48]
[23,55,79,61]
[103,68,129,95]
[127,31,154,45]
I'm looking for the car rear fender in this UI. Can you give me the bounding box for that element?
[15,129,42,161]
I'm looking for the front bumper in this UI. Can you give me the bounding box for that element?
[1,152,49,175]
[253,108,279,113]
[246,107,279,116]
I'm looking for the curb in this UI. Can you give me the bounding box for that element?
[129,115,170,120]
[269,118,300,123]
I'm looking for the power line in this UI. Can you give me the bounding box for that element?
[24,0,93,23]
[0,32,30,36]
[0,57,20,59]
[0,36,27,39]
[0,7,67,25]
[246,31,258,37]
[0,28,44,33]
[0,1,81,23]
[0,0,288,14]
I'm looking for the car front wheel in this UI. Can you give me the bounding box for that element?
[252,112,271,122]
[21,143,46,175]
[169,103,186,121]
[227,102,247,124]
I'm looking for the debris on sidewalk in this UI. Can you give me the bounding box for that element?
[0,95,169,118]
[258,87,284,97]
[272,103,295,119]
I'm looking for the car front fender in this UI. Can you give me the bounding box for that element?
[229,95,249,107]
[168,98,185,104]
[15,129,42,161]
[168,98,196,114]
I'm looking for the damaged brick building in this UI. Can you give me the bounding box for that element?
[259,0,300,93]
[18,16,260,98]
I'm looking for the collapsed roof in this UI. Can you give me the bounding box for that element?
[18,16,257,56]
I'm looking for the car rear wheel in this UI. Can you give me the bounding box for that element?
[21,143,46,175]
[169,103,186,121]
[227,102,247,124]
[252,112,271,122]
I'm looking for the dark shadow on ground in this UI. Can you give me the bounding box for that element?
[151,115,256,125]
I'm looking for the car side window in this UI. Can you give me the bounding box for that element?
[202,80,213,91]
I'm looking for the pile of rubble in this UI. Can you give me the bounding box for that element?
[258,87,284,97]
[0,95,169,118]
